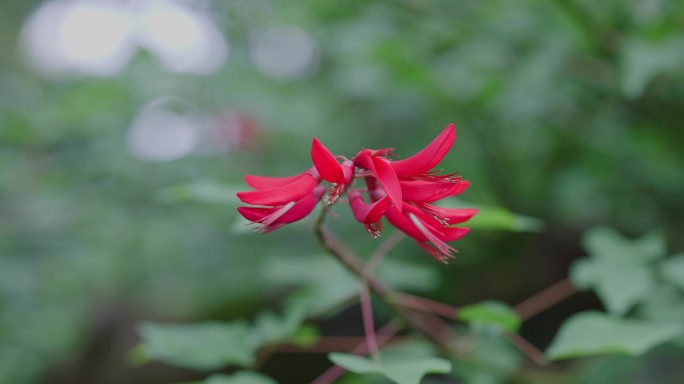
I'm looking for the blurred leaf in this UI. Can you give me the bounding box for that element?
[571,258,655,316]
[582,227,666,263]
[458,300,521,333]
[660,253,684,291]
[251,300,308,346]
[452,330,522,384]
[137,321,255,370]
[196,371,277,384]
[546,311,682,360]
[638,284,684,322]
[571,227,664,315]
[638,284,684,348]
[620,36,684,98]
[444,201,543,232]
[378,338,439,361]
[288,324,321,348]
[265,256,440,314]
[329,353,451,384]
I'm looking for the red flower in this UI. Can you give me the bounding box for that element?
[348,189,389,238]
[237,169,324,233]
[352,148,403,210]
[352,123,476,262]
[236,123,476,262]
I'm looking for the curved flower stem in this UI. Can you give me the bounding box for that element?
[313,208,452,350]
[312,202,559,368]
[359,282,380,363]
[514,277,577,321]
[364,230,405,275]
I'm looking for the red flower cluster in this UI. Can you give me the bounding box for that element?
[237,124,476,262]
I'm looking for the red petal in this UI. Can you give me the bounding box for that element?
[244,172,308,190]
[354,151,402,210]
[391,123,456,178]
[416,241,455,263]
[450,180,470,197]
[370,157,402,210]
[277,192,320,223]
[349,191,389,224]
[385,206,456,259]
[237,206,273,222]
[237,173,317,205]
[237,187,323,233]
[311,138,342,183]
[421,205,477,224]
[440,226,470,241]
[400,179,466,202]
[385,205,426,241]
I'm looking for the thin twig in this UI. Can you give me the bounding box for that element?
[505,333,548,366]
[359,282,380,362]
[394,293,549,367]
[314,214,452,350]
[364,230,405,274]
[514,278,577,321]
[393,293,458,319]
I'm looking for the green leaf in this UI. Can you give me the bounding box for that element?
[571,258,655,316]
[200,371,277,384]
[660,254,684,291]
[571,227,665,315]
[458,301,521,333]
[137,321,255,370]
[443,201,543,232]
[582,227,666,263]
[329,353,451,384]
[251,301,308,346]
[546,311,683,360]
[620,36,684,98]
[638,284,684,322]
[452,330,522,384]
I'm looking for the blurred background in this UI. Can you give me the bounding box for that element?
[1,0,683,383]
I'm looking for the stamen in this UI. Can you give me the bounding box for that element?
[408,212,454,258]
[327,184,345,204]
[254,201,296,232]
[364,223,382,239]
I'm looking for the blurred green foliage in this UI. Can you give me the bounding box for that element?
[1,0,684,383]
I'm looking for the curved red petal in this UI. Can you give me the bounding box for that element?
[349,191,389,223]
[277,192,321,223]
[385,205,426,241]
[237,206,274,222]
[419,205,477,224]
[244,172,308,190]
[391,123,456,178]
[311,138,342,183]
[449,180,470,197]
[400,179,465,202]
[371,157,402,210]
[237,173,317,205]
[440,226,470,241]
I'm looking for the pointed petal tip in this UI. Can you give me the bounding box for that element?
[391,124,457,178]
[311,137,342,183]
